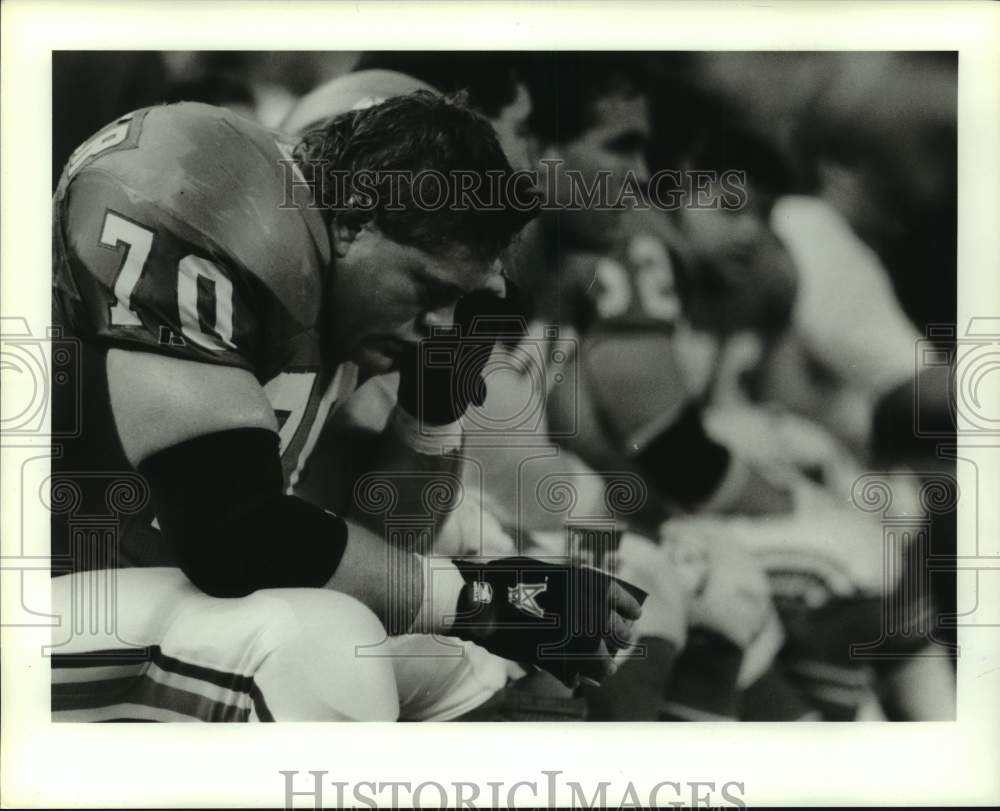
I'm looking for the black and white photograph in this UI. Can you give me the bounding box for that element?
[2,2,999,808]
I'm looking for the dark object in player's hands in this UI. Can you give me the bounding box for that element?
[451,556,643,687]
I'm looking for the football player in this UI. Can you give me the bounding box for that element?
[520,55,805,719]
[654,115,955,721]
[51,90,642,720]
[517,56,794,521]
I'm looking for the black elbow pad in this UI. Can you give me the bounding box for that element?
[633,404,732,507]
[138,428,347,597]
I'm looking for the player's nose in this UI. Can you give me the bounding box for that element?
[420,301,459,333]
[482,272,508,297]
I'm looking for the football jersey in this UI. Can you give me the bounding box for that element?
[558,209,687,335]
[546,210,735,517]
[51,103,348,572]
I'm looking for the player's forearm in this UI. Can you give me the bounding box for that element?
[326,519,426,634]
[627,403,794,516]
[630,403,732,509]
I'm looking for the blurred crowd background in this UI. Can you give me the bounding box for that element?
[52,51,958,721]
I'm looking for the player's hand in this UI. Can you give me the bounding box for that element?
[613,533,689,650]
[396,281,527,425]
[662,522,773,649]
[451,556,644,687]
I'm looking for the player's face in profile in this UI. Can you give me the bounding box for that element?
[329,222,505,373]
[541,90,652,250]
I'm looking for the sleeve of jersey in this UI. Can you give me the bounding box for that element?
[57,169,264,371]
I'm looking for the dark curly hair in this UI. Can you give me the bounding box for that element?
[292,90,538,260]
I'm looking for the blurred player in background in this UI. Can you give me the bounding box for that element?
[655,110,955,720]
[520,56,796,523]
[521,54,795,720]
